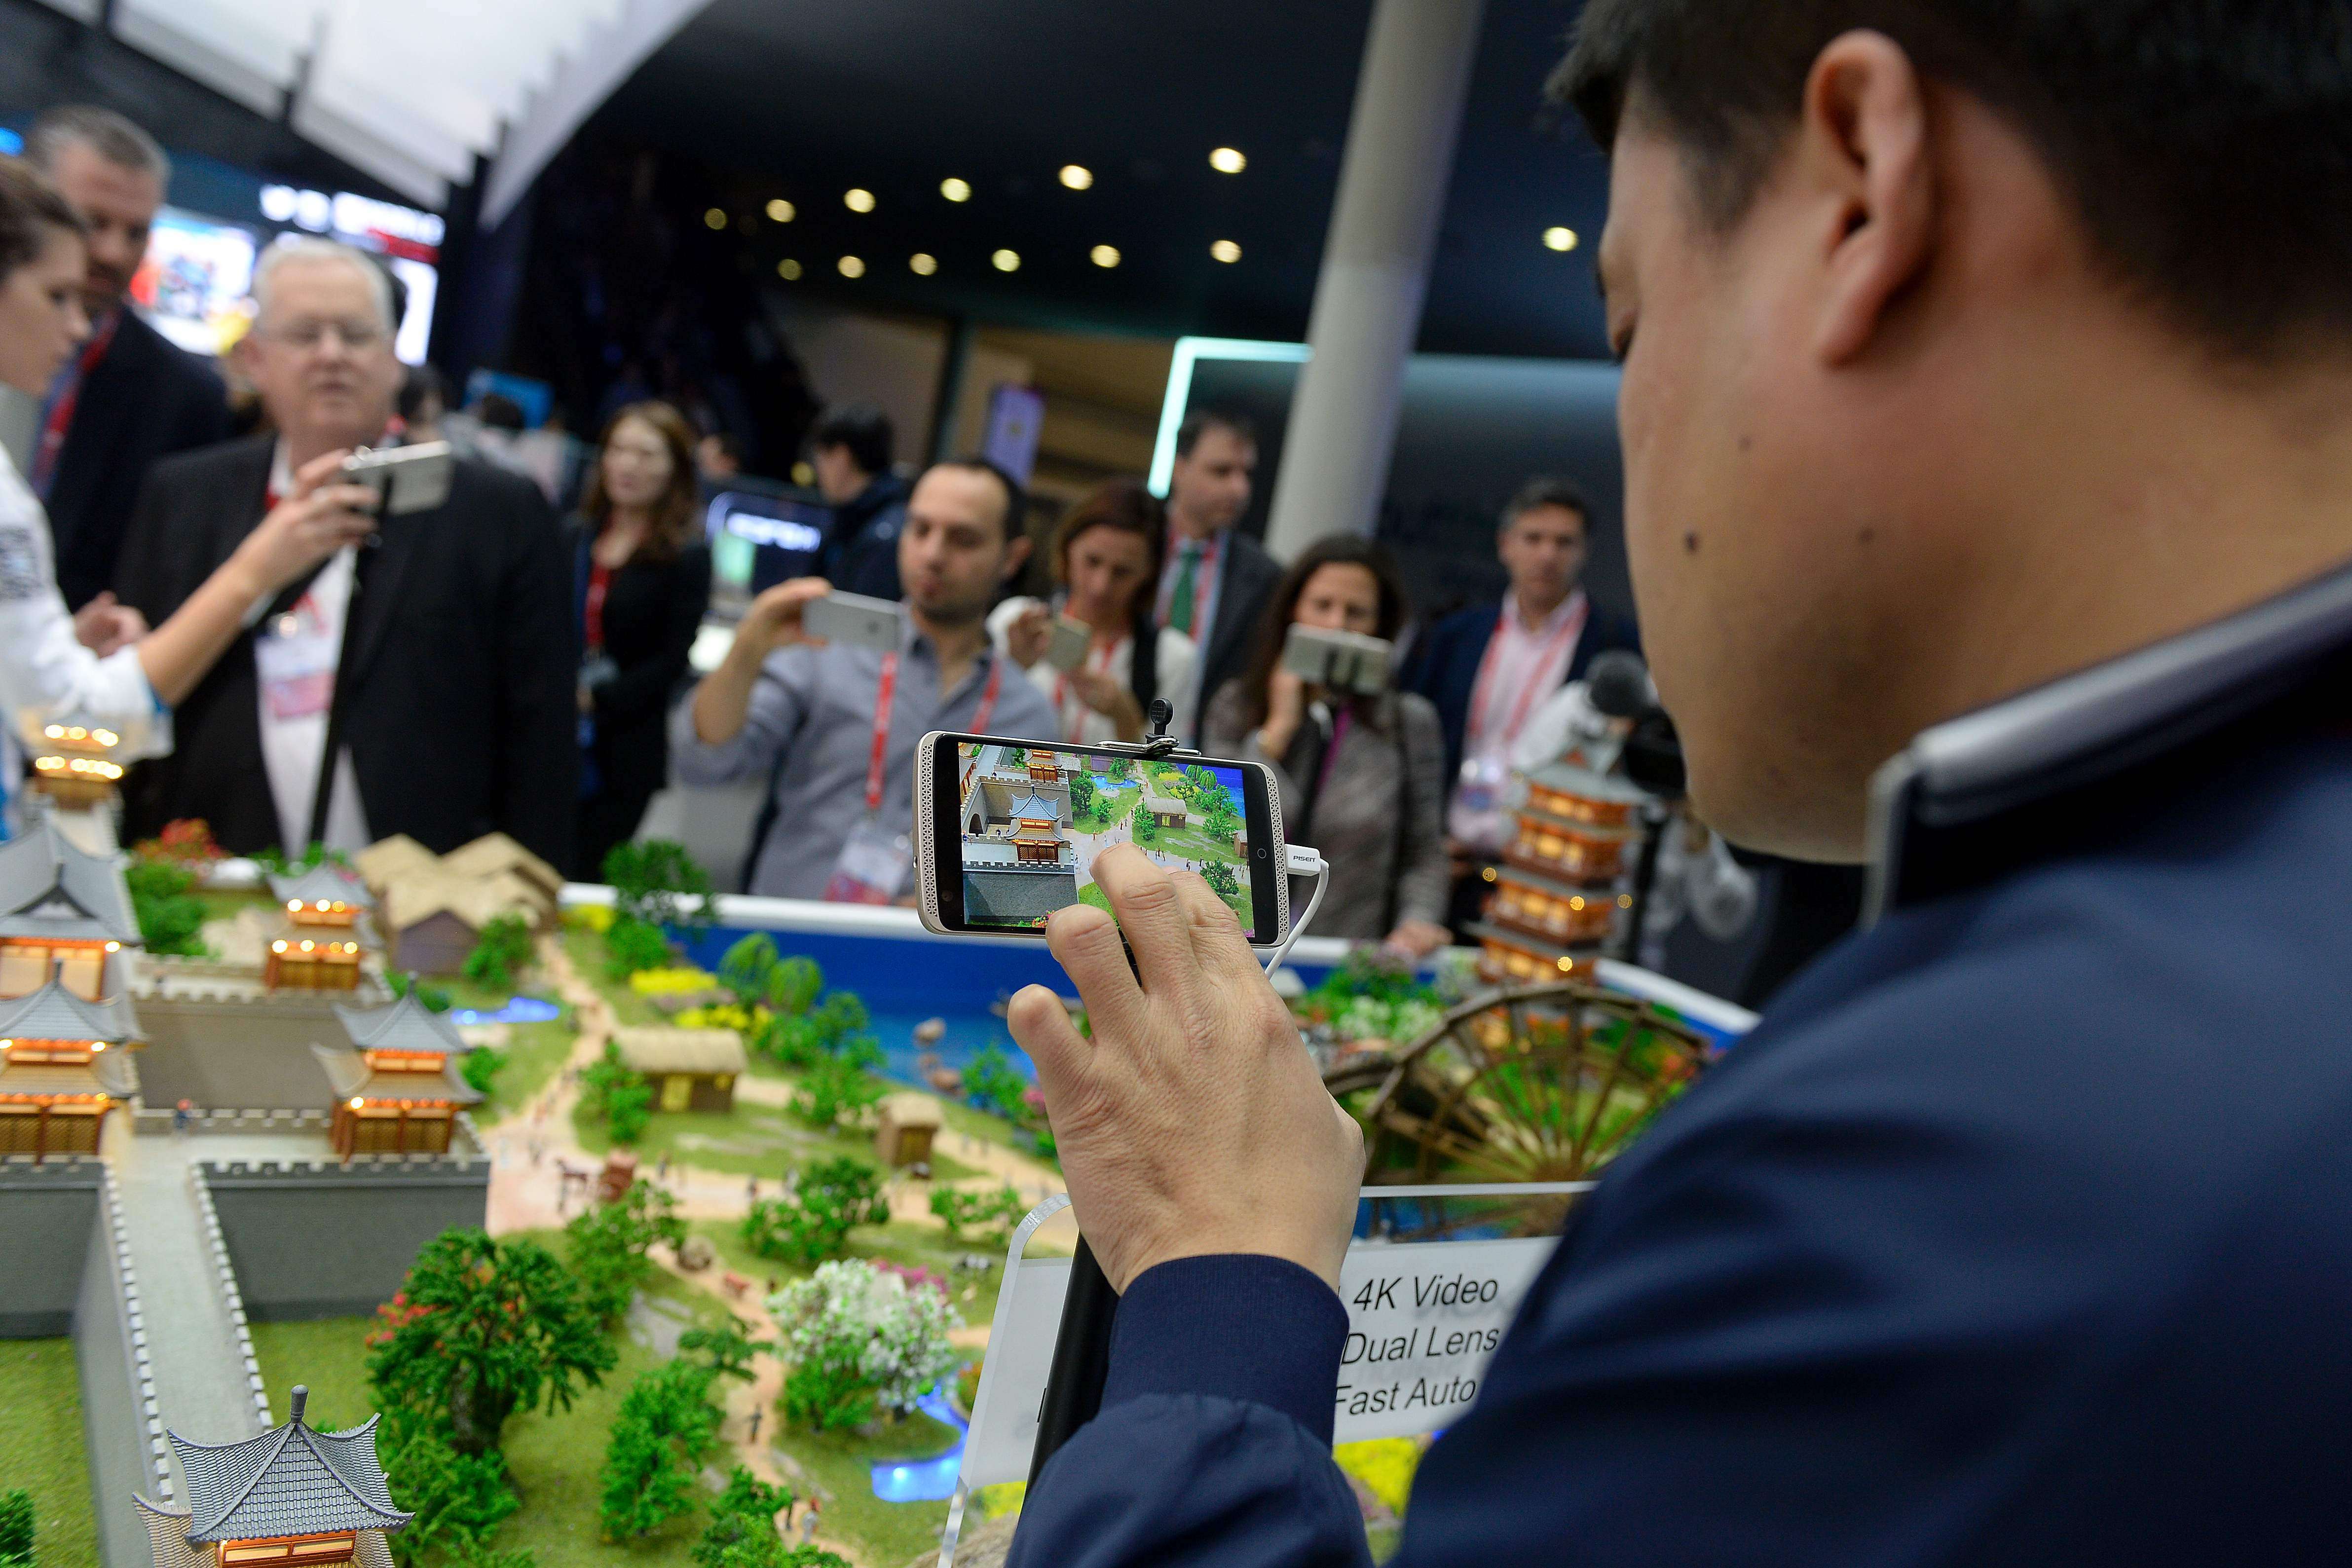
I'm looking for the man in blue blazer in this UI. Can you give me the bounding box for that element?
[997,3,2352,1565]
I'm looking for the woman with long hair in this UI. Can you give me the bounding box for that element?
[571,401,712,878]
[0,156,369,819]
[990,477,1194,744]
[1201,534,1450,957]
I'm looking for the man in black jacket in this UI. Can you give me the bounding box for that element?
[24,107,229,613]
[115,238,575,865]
[811,403,911,600]
[1000,5,2352,1567]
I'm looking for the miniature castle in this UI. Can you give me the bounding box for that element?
[311,990,481,1157]
[17,708,130,810]
[0,825,144,1159]
[1468,739,1643,986]
[136,1384,411,1568]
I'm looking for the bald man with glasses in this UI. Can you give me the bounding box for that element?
[114,239,578,866]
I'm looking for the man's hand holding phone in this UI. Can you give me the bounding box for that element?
[1006,843,1362,1295]
[735,577,834,659]
[226,450,380,603]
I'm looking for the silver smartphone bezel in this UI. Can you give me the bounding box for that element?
[803,591,905,654]
[1043,615,1092,673]
[914,731,1292,947]
[342,441,454,517]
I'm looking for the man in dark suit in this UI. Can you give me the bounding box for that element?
[810,403,912,601]
[1158,410,1282,741]
[115,238,575,866]
[24,108,229,614]
[1406,477,1640,928]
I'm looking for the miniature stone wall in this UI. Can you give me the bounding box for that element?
[79,1166,166,1568]
[199,1157,491,1320]
[124,993,353,1110]
[0,1157,98,1334]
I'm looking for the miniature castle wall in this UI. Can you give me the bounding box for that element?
[122,989,369,1111]
[199,1155,490,1320]
[0,1157,99,1335]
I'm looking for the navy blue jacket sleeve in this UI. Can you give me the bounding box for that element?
[1007,1255,1372,1568]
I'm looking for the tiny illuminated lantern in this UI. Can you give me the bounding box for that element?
[264,863,373,992]
[1471,755,1646,986]
[136,1384,411,1568]
[23,711,126,809]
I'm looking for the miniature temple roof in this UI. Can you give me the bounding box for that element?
[1004,789,1063,822]
[333,990,470,1055]
[168,1390,411,1544]
[0,973,138,1043]
[1524,758,1647,808]
[612,1026,747,1076]
[0,825,139,946]
[312,1044,482,1105]
[268,861,373,910]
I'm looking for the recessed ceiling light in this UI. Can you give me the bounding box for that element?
[844,188,876,214]
[941,177,971,203]
[1210,239,1242,263]
[1209,147,1247,174]
[703,208,726,230]
[911,253,938,275]
[1059,164,1093,190]
[1543,226,1579,252]
[838,255,866,278]
[992,249,1021,272]
[777,258,802,280]
[766,198,795,223]
[1090,244,1120,268]
[791,461,814,485]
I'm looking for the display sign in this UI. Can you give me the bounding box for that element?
[957,1186,1577,1489]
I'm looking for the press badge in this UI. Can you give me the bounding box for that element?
[254,601,338,721]
[823,815,912,904]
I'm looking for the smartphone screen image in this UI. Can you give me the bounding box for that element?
[919,735,1288,945]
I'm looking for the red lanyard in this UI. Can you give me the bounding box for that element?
[584,562,614,653]
[1465,593,1588,752]
[865,651,1004,812]
[30,314,119,492]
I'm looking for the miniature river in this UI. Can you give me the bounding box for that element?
[868,1387,970,1501]
[448,994,563,1026]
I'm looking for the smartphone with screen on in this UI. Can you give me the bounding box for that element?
[801,590,904,653]
[914,732,1291,945]
[1280,624,1393,696]
[341,441,454,517]
[1042,615,1092,673]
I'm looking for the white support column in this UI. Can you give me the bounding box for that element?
[1263,0,1486,560]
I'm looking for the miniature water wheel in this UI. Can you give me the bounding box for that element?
[1326,981,1710,1191]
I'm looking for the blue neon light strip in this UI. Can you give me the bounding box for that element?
[1145,336,1311,497]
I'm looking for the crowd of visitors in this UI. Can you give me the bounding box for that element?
[0,100,1660,960]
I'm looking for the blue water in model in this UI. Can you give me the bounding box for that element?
[869,1387,970,1501]
[448,995,563,1026]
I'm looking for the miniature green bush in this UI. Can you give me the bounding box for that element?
[1202,861,1241,898]
[377,1421,518,1568]
[602,840,714,929]
[1067,770,1096,822]
[599,1358,723,1540]
[565,1179,686,1324]
[961,1045,1029,1124]
[458,1046,505,1098]
[581,1041,652,1143]
[388,971,454,1012]
[601,914,672,980]
[461,913,535,991]
[124,859,206,957]
[0,1490,32,1568]
[928,1183,1026,1244]
[792,1044,884,1131]
[740,1158,889,1267]
[693,1468,795,1568]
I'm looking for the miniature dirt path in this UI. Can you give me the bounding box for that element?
[656,1252,873,1568]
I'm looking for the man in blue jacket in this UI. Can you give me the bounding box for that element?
[1001,2,2352,1564]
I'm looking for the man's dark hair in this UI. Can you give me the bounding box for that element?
[0,157,86,284]
[811,403,894,477]
[930,456,1028,546]
[1553,1,2352,362]
[397,362,448,425]
[25,105,171,185]
[1502,476,1590,533]
[701,430,744,463]
[1175,408,1256,458]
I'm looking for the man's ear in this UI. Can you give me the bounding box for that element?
[1799,30,1936,365]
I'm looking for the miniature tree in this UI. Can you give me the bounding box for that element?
[1105,755,1132,783]
[1203,788,1242,840]
[1184,764,1219,799]
[0,1490,31,1568]
[124,857,206,956]
[567,1179,687,1324]
[740,1158,889,1267]
[389,971,455,1012]
[678,1321,764,1385]
[582,1040,654,1143]
[1133,808,1160,847]
[1067,770,1096,824]
[458,1045,506,1098]
[694,1468,795,1568]
[603,839,715,929]
[1002,746,1026,766]
[792,1040,884,1129]
[961,1045,1030,1124]
[772,1259,957,1431]
[928,1183,1026,1244]
[461,913,536,991]
[602,915,673,980]
[1202,861,1241,900]
[771,955,822,1016]
[719,932,783,1008]
[600,1358,724,1540]
[377,1422,518,1568]
[366,1229,616,1457]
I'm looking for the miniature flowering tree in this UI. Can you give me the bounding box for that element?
[741,1158,889,1267]
[771,1259,957,1432]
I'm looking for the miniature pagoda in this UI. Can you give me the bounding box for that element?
[136,1384,411,1568]
[0,822,141,1000]
[1004,788,1070,864]
[264,862,373,991]
[17,709,129,809]
[311,990,479,1157]
[0,971,139,1158]
[1469,745,1645,986]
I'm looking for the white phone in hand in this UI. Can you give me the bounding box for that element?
[341,441,454,517]
[1280,624,1393,695]
[802,591,903,653]
[1043,615,1092,673]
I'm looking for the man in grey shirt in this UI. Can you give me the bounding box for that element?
[673,458,1059,899]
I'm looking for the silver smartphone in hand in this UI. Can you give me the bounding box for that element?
[1043,615,1092,673]
[1280,624,1393,695]
[802,590,904,653]
[341,441,454,517]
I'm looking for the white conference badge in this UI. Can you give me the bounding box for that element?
[938,1183,1587,1567]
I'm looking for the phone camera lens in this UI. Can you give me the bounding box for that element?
[1254,846,1267,859]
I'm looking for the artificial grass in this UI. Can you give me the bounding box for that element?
[774,1413,959,1567]
[0,1339,96,1568]
[479,1012,580,1121]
